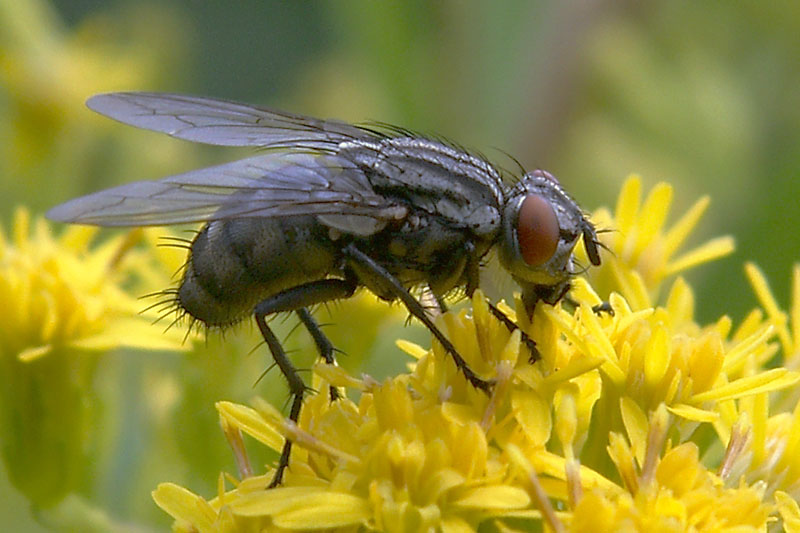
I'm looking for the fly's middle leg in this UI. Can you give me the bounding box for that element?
[296,307,340,401]
[253,277,356,487]
[343,243,493,394]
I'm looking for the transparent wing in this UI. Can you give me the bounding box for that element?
[86,92,378,148]
[47,153,405,232]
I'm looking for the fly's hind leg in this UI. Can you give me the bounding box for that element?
[253,316,305,488]
[253,277,356,487]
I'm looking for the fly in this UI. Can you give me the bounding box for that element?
[47,92,602,486]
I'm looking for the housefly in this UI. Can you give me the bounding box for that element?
[47,92,602,486]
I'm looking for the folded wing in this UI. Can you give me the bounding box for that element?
[47,153,405,235]
[86,92,378,149]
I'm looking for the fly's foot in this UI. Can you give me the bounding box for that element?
[592,301,614,316]
[524,336,541,364]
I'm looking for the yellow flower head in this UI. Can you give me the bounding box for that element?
[0,208,185,361]
[0,208,185,505]
[145,177,798,531]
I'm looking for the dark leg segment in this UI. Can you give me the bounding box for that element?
[486,302,541,363]
[343,244,492,393]
[562,296,615,316]
[297,307,340,401]
[254,313,306,488]
[296,308,336,365]
[253,277,356,487]
[254,278,356,315]
[592,301,615,316]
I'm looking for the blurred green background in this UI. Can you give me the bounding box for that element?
[2,0,799,530]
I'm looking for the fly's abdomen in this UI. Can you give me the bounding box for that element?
[178,216,339,326]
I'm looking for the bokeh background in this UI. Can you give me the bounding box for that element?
[1,0,799,530]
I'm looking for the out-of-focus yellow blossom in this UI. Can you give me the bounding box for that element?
[0,208,185,506]
[152,178,800,531]
[0,208,186,359]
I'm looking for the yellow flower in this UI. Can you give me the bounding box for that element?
[0,208,185,360]
[571,407,771,532]
[694,263,800,505]
[146,178,798,531]
[0,207,185,505]
[584,175,735,309]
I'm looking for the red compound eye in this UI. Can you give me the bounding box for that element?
[517,194,559,266]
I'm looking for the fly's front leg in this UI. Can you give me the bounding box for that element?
[343,243,492,394]
[253,277,356,487]
[486,303,541,363]
[562,296,615,316]
[463,246,540,363]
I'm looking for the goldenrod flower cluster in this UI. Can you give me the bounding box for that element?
[3,175,798,530]
[0,208,186,505]
[146,177,800,532]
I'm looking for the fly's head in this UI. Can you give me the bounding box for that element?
[498,170,601,315]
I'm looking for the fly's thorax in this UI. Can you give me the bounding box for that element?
[178,216,340,326]
[338,137,505,239]
[498,170,599,292]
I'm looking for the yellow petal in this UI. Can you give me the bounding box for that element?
[667,403,719,422]
[688,330,724,393]
[441,516,475,533]
[722,324,774,375]
[665,277,695,324]
[313,362,364,390]
[665,236,735,276]
[636,182,672,251]
[230,486,325,515]
[692,368,800,402]
[644,324,670,388]
[70,317,187,352]
[663,195,710,259]
[453,485,530,509]
[745,262,785,323]
[396,339,428,359]
[620,396,648,466]
[615,176,642,239]
[216,401,284,452]
[152,483,217,532]
[512,387,552,447]
[273,492,370,528]
[776,491,800,533]
[17,344,52,362]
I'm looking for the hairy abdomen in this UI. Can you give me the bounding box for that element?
[178,216,338,326]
